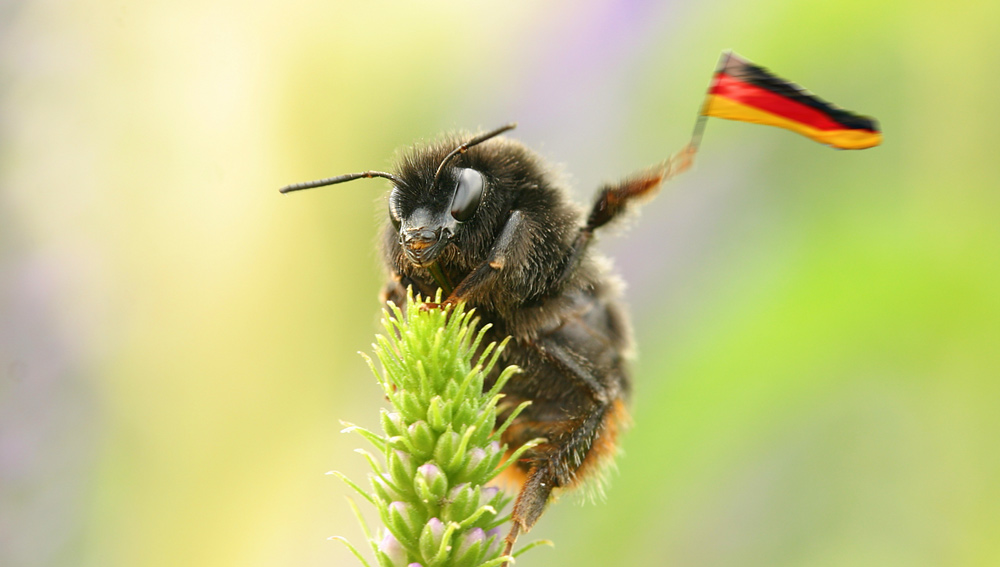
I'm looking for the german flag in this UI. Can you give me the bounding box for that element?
[701,52,882,150]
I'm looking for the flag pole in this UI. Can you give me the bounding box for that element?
[690,50,732,151]
[659,50,732,182]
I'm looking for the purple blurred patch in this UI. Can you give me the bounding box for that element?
[0,250,99,567]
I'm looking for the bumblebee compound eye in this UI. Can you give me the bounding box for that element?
[449,168,485,222]
[388,188,402,230]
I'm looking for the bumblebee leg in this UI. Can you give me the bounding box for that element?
[380,274,434,307]
[500,465,554,566]
[585,143,695,234]
[501,522,519,566]
[441,210,527,305]
[500,398,625,565]
[586,167,667,232]
[555,168,667,286]
[533,335,611,404]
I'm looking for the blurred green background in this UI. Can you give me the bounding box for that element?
[2,1,998,566]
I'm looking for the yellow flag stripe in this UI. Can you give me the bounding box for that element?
[704,95,883,150]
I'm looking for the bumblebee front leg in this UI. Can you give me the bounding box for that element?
[380,273,435,307]
[440,209,528,305]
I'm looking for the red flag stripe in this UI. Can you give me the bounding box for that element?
[710,73,878,134]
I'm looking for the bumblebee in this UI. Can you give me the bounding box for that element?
[282,124,692,560]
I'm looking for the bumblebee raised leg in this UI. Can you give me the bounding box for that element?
[556,167,667,286]
[444,164,672,308]
[558,144,696,286]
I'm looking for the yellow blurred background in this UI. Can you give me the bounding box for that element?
[2,1,998,566]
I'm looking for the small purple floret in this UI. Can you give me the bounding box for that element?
[392,450,412,467]
[466,447,486,466]
[389,501,411,515]
[426,517,445,537]
[378,533,406,566]
[485,526,504,556]
[456,527,486,556]
[417,463,442,482]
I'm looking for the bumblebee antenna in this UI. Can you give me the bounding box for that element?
[278,170,404,194]
[432,123,517,187]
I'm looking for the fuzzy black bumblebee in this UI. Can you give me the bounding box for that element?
[281,124,690,561]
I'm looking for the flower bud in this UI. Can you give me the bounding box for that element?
[386,501,423,547]
[485,526,503,557]
[426,396,454,432]
[417,517,445,560]
[441,483,477,524]
[414,463,449,503]
[380,410,406,438]
[453,527,486,566]
[450,399,477,429]
[407,420,436,460]
[376,532,408,567]
[433,430,461,472]
[480,485,506,510]
[481,441,504,474]
[387,450,416,491]
[397,390,425,423]
[469,417,493,446]
[371,473,406,503]
[480,486,500,502]
[453,447,490,484]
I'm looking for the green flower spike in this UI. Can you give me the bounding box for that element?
[332,290,550,567]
